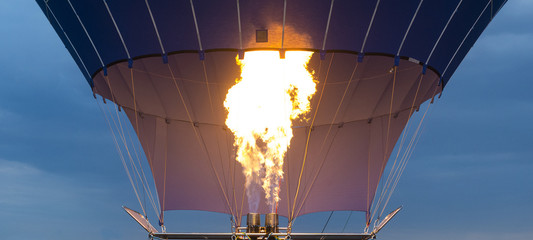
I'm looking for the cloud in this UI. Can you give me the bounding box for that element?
[0,159,81,208]
[501,0,533,18]
[0,159,151,239]
[476,32,533,55]
[0,107,20,124]
[463,232,533,240]
[407,150,533,182]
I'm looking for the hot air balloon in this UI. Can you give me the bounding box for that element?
[36,0,506,239]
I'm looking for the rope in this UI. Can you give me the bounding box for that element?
[396,0,424,56]
[130,66,145,214]
[342,211,353,233]
[97,97,147,216]
[366,123,371,227]
[360,0,381,53]
[196,53,231,213]
[289,53,333,224]
[103,0,131,59]
[67,0,105,67]
[371,73,424,222]
[316,60,360,158]
[44,2,91,79]
[285,138,293,224]
[145,0,166,54]
[129,68,161,219]
[109,73,157,216]
[369,65,397,223]
[236,0,242,50]
[101,74,149,216]
[281,0,286,49]
[321,211,334,233]
[130,73,157,213]
[442,0,491,78]
[293,57,361,219]
[294,127,340,218]
[321,0,335,50]
[161,122,168,226]
[199,60,231,206]
[199,56,237,219]
[100,69,161,220]
[166,62,236,221]
[124,116,161,216]
[426,0,463,64]
[378,83,438,218]
[190,0,203,51]
[288,57,324,225]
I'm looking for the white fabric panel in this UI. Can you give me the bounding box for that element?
[93,51,440,217]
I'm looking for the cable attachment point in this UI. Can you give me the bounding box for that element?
[320,50,326,60]
[279,49,286,59]
[358,52,365,62]
[199,50,205,61]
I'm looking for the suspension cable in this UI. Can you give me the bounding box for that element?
[370,72,424,222]
[377,84,438,219]
[369,65,398,222]
[97,97,146,216]
[293,57,362,219]
[100,71,160,219]
[129,67,161,218]
[321,211,334,233]
[342,211,353,233]
[289,53,334,224]
[166,62,237,221]
[101,74,149,216]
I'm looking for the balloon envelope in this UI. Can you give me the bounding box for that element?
[36,0,505,220]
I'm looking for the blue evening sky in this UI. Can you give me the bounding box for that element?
[1,1,531,240]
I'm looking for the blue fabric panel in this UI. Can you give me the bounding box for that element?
[283,0,331,49]
[194,0,240,50]
[147,0,198,52]
[239,0,284,49]
[46,0,102,78]
[105,0,163,58]
[429,0,489,75]
[36,0,507,88]
[325,0,376,52]
[399,0,462,63]
[36,1,93,84]
[69,1,128,66]
[363,0,421,55]
[490,0,507,19]
[441,6,493,87]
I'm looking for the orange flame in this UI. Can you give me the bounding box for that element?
[224,51,316,212]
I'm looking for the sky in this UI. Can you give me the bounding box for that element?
[0,1,532,240]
